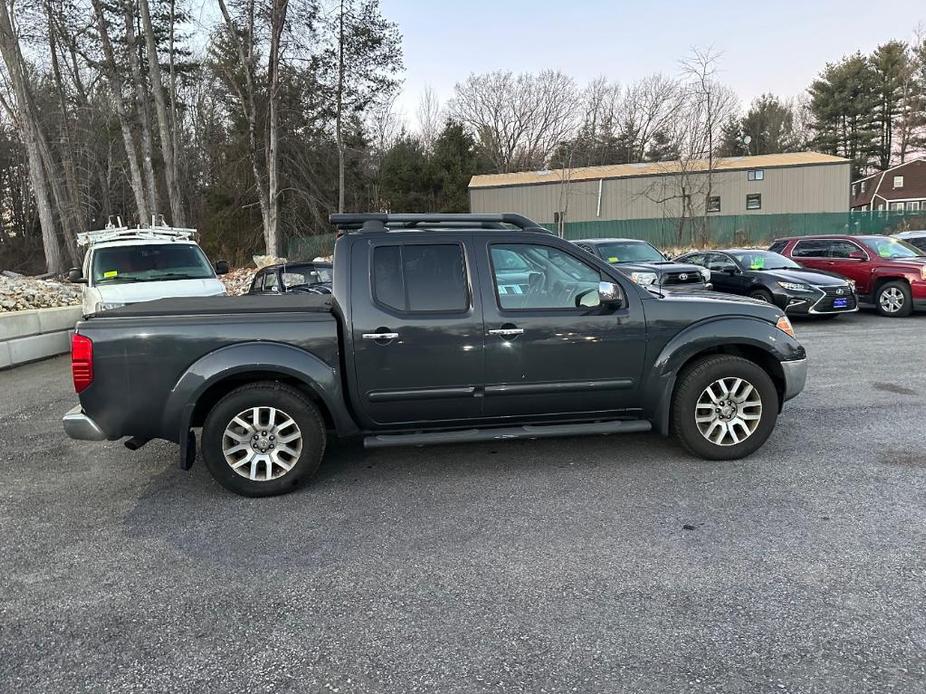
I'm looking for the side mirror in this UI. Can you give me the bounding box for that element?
[663,252,672,261]
[214,260,230,275]
[67,268,87,284]
[597,281,624,307]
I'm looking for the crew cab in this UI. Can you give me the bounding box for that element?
[63,213,807,497]
[770,234,926,317]
[573,238,711,292]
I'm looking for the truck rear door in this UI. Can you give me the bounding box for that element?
[476,237,646,419]
[348,236,485,426]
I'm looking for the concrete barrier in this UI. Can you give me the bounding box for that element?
[0,306,82,369]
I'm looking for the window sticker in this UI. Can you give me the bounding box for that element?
[103,270,118,278]
[607,256,619,263]
[750,257,765,270]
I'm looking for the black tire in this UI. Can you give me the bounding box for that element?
[748,288,775,304]
[202,381,326,497]
[874,280,912,317]
[671,355,779,461]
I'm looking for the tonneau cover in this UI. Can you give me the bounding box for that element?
[101,294,334,317]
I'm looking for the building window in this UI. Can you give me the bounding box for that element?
[861,181,867,193]
[746,193,762,210]
[893,175,904,189]
[852,183,858,197]
[747,169,765,181]
[707,196,721,213]
[910,201,921,211]
[891,202,905,211]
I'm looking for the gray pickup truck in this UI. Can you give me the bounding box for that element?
[64,213,807,497]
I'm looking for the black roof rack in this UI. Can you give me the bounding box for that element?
[329,213,550,233]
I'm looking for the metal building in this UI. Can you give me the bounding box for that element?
[468,152,850,243]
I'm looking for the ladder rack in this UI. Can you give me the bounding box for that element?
[77,216,198,247]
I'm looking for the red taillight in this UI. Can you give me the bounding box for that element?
[71,333,93,393]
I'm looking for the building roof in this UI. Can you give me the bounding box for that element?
[850,159,926,208]
[468,151,849,190]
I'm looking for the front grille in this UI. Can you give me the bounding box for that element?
[662,271,703,286]
[814,286,856,312]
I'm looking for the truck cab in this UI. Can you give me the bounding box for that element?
[68,222,228,315]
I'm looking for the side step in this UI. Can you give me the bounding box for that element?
[363,419,651,449]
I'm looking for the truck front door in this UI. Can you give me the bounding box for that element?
[349,238,485,427]
[477,239,646,419]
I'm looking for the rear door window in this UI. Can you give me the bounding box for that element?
[828,241,865,259]
[792,240,829,258]
[372,244,469,313]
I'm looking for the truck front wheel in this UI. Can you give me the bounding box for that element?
[202,381,326,496]
[671,355,778,460]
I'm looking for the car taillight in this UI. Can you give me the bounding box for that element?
[71,333,93,393]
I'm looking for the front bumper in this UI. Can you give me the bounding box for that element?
[62,405,107,441]
[781,358,808,402]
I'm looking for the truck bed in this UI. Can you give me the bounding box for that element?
[76,294,341,442]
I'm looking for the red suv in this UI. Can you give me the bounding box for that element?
[770,235,926,317]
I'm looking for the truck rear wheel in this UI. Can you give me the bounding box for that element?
[671,355,778,460]
[202,381,326,497]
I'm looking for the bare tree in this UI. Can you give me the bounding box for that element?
[138,0,184,224]
[450,70,579,172]
[416,84,441,151]
[0,0,63,272]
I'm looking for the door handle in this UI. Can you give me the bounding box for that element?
[488,328,524,337]
[362,332,399,340]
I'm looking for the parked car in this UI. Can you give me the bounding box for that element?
[770,235,926,317]
[892,230,926,252]
[63,213,807,497]
[248,261,333,295]
[68,222,228,316]
[676,249,857,317]
[573,238,711,291]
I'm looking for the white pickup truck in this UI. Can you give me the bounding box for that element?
[68,223,228,315]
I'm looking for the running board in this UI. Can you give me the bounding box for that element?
[363,419,652,449]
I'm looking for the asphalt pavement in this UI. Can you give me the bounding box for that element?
[1,310,925,693]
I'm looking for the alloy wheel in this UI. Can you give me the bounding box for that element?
[879,287,904,314]
[222,406,303,481]
[695,377,763,446]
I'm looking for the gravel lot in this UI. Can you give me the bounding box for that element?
[2,311,925,693]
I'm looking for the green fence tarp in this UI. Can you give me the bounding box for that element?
[546,211,926,249]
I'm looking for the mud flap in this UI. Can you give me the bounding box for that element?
[179,428,196,470]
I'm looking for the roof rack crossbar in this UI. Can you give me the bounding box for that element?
[329,213,549,233]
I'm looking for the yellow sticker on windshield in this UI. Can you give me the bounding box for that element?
[103,270,118,278]
[608,256,619,263]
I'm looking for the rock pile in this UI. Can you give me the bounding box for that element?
[220,268,257,296]
[0,273,82,312]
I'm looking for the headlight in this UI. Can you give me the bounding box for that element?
[846,280,856,292]
[629,271,658,286]
[94,301,124,312]
[777,281,810,291]
[699,267,711,282]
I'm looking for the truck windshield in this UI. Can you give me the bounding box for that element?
[92,244,216,285]
[861,237,924,259]
[593,241,665,264]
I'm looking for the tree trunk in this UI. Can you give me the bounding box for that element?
[265,0,288,257]
[336,0,346,213]
[0,0,63,272]
[137,0,184,225]
[123,3,159,217]
[91,0,150,224]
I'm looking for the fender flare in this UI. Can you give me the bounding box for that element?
[643,316,805,435]
[163,341,359,449]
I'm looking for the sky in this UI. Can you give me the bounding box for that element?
[381,0,925,129]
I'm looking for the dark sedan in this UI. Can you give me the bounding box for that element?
[248,261,332,295]
[574,238,711,291]
[676,249,857,316]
